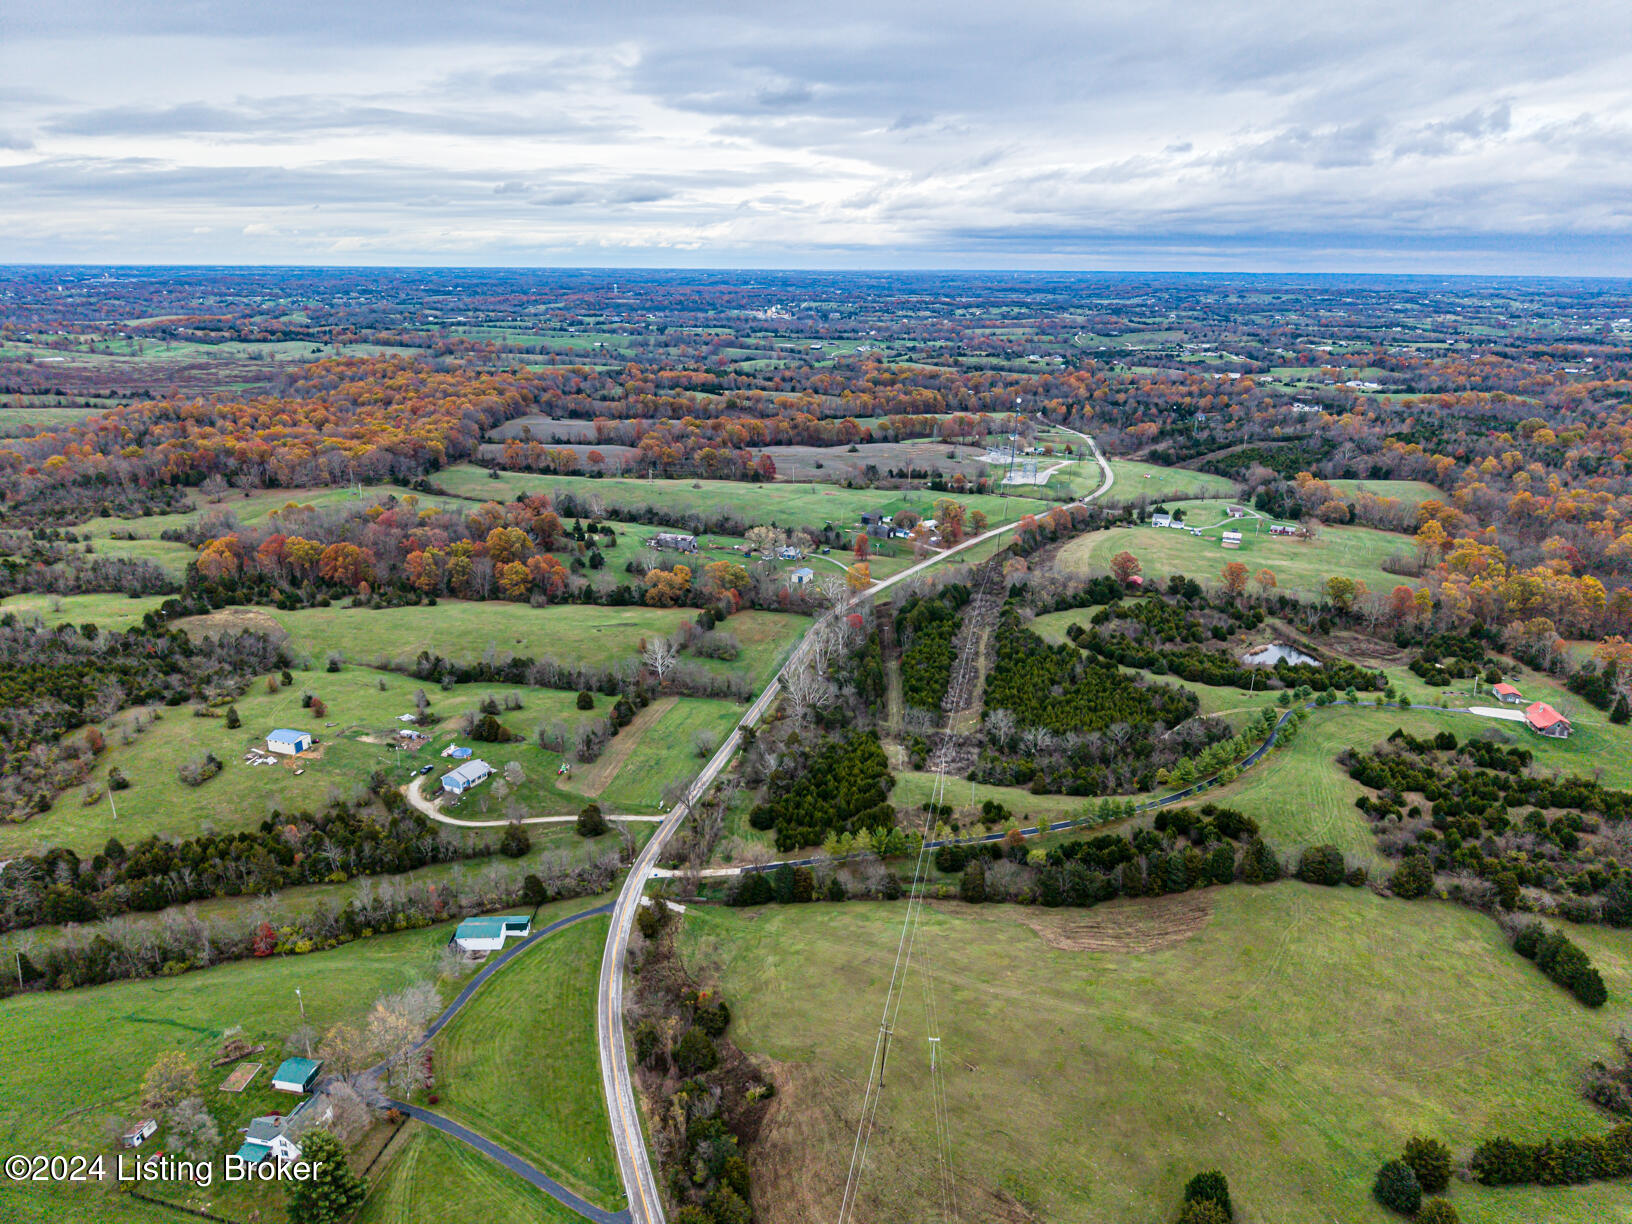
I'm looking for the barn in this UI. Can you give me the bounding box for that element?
[265,729,313,755]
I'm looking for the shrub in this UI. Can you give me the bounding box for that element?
[1416,1199,1458,1224]
[1181,1169,1233,1218]
[959,860,987,903]
[225,705,241,729]
[1403,1136,1452,1194]
[577,804,607,837]
[1373,1159,1422,1215]
[499,823,531,858]
[1515,923,1609,1007]
[673,1027,717,1077]
[1176,1203,1230,1224]
[1296,844,1346,886]
[176,753,223,787]
[107,767,130,791]
[576,690,595,710]
[1389,854,1435,899]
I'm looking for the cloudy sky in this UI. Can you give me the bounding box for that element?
[2,1,1631,272]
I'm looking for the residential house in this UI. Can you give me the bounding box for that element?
[1151,512,1172,529]
[441,759,493,795]
[265,729,313,756]
[235,1098,320,1165]
[1226,505,1247,518]
[1492,682,1524,704]
[453,914,532,953]
[1524,702,1572,738]
[652,532,697,553]
[790,567,815,584]
[270,1056,323,1094]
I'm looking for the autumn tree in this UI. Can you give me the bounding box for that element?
[1110,551,1141,583]
[141,1051,197,1108]
[1221,561,1249,596]
[853,533,870,560]
[1255,568,1277,592]
[846,563,871,592]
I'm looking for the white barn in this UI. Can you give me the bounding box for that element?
[265,729,313,755]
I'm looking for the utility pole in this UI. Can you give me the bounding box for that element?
[295,987,310,1055]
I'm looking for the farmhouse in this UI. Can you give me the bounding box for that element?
[1226,505,1247,517]
[264,728,312,756]
[652,532,697,553]
[453,914,532,953]
[1269,523,1298,536]
[1221,530,1243,549]
[441,759,493,795]
[270,1056,323,1094]
[121,1119,157,1149]
[235,1099,313,1165]
[1492,682,1523,704]
[1524,701,1572,738]
[1151,512,1172,528]
[790,566,814,584]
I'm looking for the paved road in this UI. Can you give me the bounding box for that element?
[597,425,1114,1224]
[359,902,622,1223]
[405,775,664,827]
[386,1101,631,1224]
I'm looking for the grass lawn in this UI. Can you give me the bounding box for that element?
[1104,459,1239,504]
[0,667,606,857]
[434,464,1051,530]
[173,601,807,691]
[74,486,469,542]
[5,1186,187,1223]
[1326,478,1444,509]
[681,887,1632,1224]
[0,591,170,632]
[0,893,609,1221]
[358,1122,586,1224]
[1059,516,1416,603]
[565,696,744,813]
[432,914,621,1207]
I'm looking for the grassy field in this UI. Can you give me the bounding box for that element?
[358,1123,586,1224]
[1104,459,1239,504]
[0,893,610,1220]
[432,914,621,1207]
[0,666,607,856]
[0,591,169,631]
[682,888,1632,1224]
[1327,479,1444,509]
[434,464,1051,529]
[567,696,742,812]
[173,601,806,690]
[1060,514,1415,602]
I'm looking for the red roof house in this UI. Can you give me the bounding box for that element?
[1523,701,1572,738]
[1492,682,1523,703]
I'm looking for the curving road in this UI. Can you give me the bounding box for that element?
[405,775,664,827]
[597,426,1114,1224]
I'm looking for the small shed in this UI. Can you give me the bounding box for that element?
[790,567,815,585]
[1492,682,1523,704]
[442,759,493,795]
[1524,702,1572,738]
[265,729,313,756]
[453,914,532,953]
[122,1119,157,1149]
[270,1056,323,1094]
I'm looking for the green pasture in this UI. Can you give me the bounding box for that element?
[433,464,1050,530]
[1058,513,1415,602]
[1326,479,1443,509]
[1104,459,1239,504]
[432,914,621,1207]
[358,1123,585,1224]
[683,888,1632,1224]
[0,591,169,632]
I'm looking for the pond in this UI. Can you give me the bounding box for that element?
[1242,643,1322,668]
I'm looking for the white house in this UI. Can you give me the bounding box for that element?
[1151,512,1172,528]
[442,759,493,795]
[790,566,815,585]
[453,914,532,953]
[265,729,313,756]
[234,1097,328,1165]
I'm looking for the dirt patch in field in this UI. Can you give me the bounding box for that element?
[936,892,1215,954]
[1322,627,1409,668]
[173,607,289,644]
[569,695,677,797]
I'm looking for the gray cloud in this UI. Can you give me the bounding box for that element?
[2,1,1631,271]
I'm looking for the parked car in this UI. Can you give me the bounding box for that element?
[418,763,434,775]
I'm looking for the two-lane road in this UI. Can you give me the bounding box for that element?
[597,426,1112,1224]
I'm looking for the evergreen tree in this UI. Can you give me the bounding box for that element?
[1402,1136,1452,1194]
[1182,1170,1233,1218]
[1613,694,1630,725]
[285,1129,367,1224]
[1373,1159,1422,1215]
[225,705,241,729]
[959,860,986,903]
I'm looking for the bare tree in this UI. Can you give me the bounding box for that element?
[642,637,679,684]
[784,663,836,722]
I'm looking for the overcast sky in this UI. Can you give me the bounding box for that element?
[2,1,1630,273]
